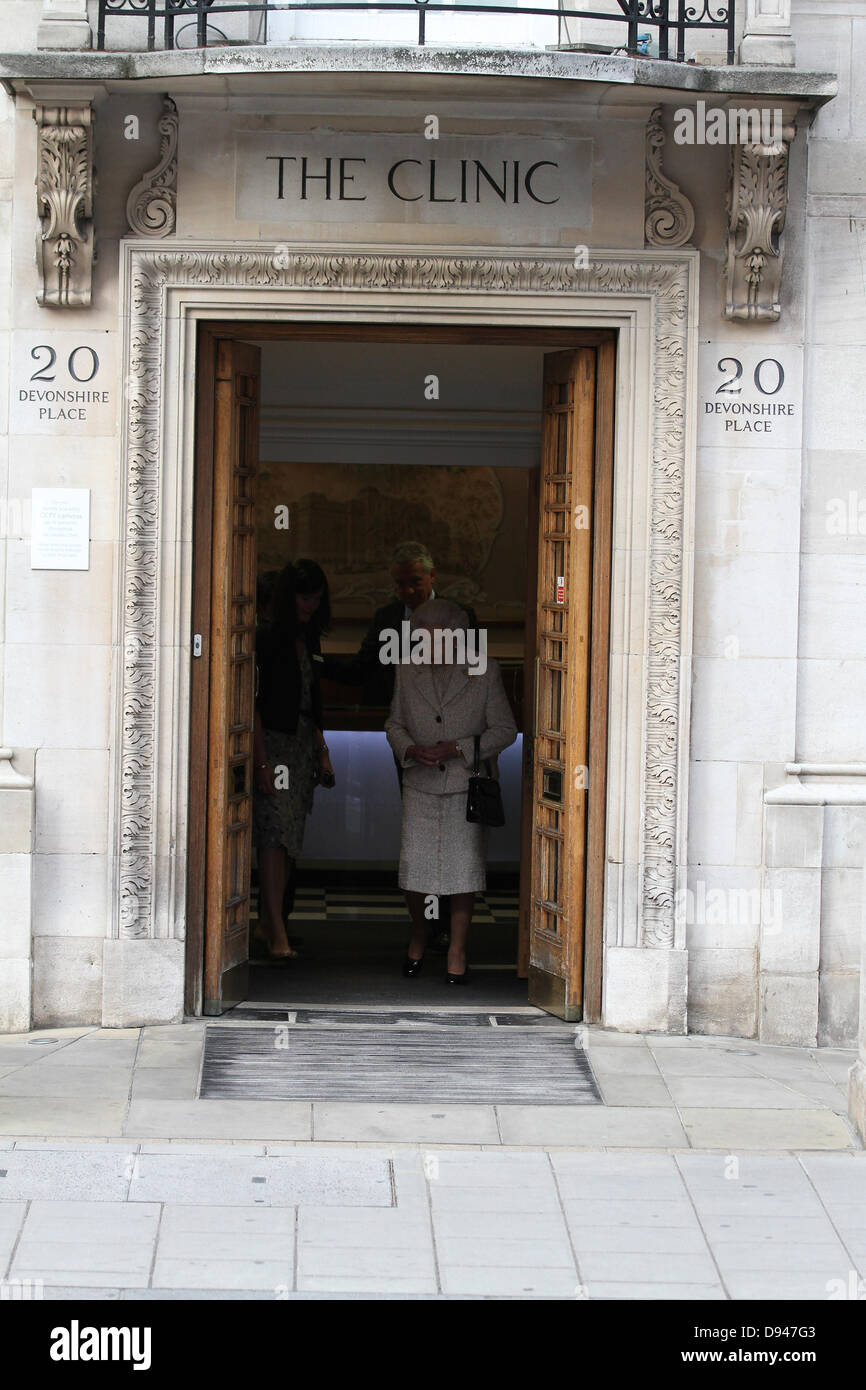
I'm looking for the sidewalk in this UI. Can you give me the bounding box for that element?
[0,1020,857,1148]
[0,1020,862,1300]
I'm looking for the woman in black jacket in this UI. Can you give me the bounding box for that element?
[253,559,335,959]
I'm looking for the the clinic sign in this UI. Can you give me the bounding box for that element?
[235,132,592,227]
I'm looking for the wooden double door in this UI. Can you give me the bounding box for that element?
[187,327,614,1021]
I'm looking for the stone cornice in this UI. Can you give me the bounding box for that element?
[0,46,838,104]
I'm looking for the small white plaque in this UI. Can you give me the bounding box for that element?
[30,488,90,570]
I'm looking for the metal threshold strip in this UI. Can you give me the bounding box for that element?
[224,1006,572,1028]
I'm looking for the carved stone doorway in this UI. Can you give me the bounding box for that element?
[105,243,697,1035]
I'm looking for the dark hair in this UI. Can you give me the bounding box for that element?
[271,559,331,642]
[256,570,280,622]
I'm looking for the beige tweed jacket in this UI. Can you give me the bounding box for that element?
[385,659,518,795]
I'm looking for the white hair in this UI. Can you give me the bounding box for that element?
[391,541,435,572]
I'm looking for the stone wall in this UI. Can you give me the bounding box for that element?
[0,10,860,1038]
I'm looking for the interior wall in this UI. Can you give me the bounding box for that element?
[257,339,541,870]
[302,731,524,865]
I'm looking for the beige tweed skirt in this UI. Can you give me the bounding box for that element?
[398,787,487,896]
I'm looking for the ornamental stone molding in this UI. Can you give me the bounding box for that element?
[126,98,178,239]
[740,0,795,68]
[114,244,695,1009]
[37,0,92,51]
[644,106,695,250]
[34,101,94,308]
[724,125,794,323]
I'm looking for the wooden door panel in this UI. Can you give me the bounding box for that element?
[527,349,596,1020]
[203,340,261,1015]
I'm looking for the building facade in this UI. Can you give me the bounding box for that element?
[0,1,864,1121]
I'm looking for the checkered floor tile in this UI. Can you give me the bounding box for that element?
[251,885,518,926]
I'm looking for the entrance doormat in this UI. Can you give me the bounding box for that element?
[200,1024,602,1105]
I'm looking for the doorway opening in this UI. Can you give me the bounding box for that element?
[187,323,615,1023]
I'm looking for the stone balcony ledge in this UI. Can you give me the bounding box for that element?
[0,43,838,103]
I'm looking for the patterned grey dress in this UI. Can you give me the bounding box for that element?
[252,645,318,856]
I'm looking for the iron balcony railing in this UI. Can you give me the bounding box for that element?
[96,1,737,63]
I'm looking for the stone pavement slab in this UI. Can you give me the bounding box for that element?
[7,1138,131,1149]
[588,1281,725,1299]
[583,1046,662,1076]
[593,1076,673,1106]
[0,1098,127,1138]
[722,1270,854,1300]
[809,1202,866,1232]
[153,1260,293,1292]
[438,1265,578,1297]
[647,1047,764,1077]
[25,1031,140,1066]
[129,1069,201,1101]
[140,1141,268,1156]
[0,1147,135,1201]
[123,1099,312,1141]
[432,1210,567,1241]
[0,1064,134,1100]
[550,1151,688,1200]
[135,1038,205,1069]
[9,1200,161,1289]
[562,1197,702,1228]
[576,1250,720,1283]
[812,1051,857,1083]
[153,1207,295,1291]
[569,1224,711,1253]
[0,1144,862,1299]
[696,1213,848,1243]
[678,1107,854,1150]
[299,1208,429,1246]
[429,1149,552,1185]
[437,1234,574,1268]
[496,1104,689,1147]
[665,1077,827,1109]
[126,1150,393,1207]
[312,1102,500,1144]
[709,1241,854,1273]
[298,1244,435,1289]
[0,1201,27,1276]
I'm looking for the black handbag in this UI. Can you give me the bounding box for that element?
[466,734,505,828]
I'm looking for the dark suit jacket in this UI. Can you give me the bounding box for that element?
[255,624,324,734]
[323,598,479,707]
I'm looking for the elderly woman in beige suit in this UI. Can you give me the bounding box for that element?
[385,598,518,983]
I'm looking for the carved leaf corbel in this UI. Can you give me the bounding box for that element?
[724,126,794,322]
[645,106,696,249]
[126,97,178,238]
[34,103,94,308]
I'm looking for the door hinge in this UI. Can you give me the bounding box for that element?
[193,634,203,658]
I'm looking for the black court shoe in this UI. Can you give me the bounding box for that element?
[402,956,425,978]
[445,966,471,985]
